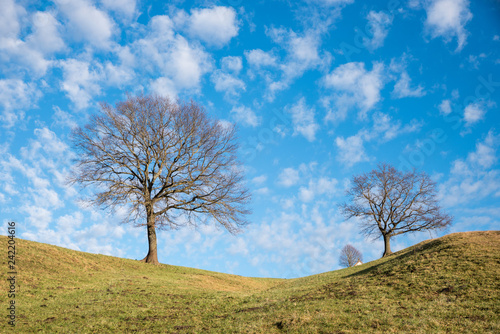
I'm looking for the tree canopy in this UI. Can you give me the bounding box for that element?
[340,163,452,257]
[69,95,251,264]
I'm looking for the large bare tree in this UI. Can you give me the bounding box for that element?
[339,244,363,268]
[69,95,251,264]
[340,163,452,257]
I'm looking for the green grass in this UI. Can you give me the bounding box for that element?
[1,231,499,333]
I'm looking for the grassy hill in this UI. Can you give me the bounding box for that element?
[1,231,499,333]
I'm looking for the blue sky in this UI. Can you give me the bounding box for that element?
[1,0,499,278]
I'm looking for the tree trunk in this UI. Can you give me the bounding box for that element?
[382,234,392,257]
[141,207,160,265]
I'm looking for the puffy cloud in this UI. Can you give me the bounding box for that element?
[463,102,486,126]
[363,11,393,50]
[286,98,319,142]
[52,106,78,129]
[439,131,500,207]
[334,111,421,167]
[211,70,246,98]
[392,71,425,98]
[0,79,40,127]
[59,59,102,109]
[0,9,63,77]
[324,62,384,121]
[308,0,354,6]
[54,0,116,48]
[104,61,134,87]
[186,6,239,48]
[33,127,69,156]
[424,0,472,51]
[372,112,422,142]
[0,0,25,39]
[227,237,249,255]
[298,177,338,202]
[245,49,278,68]
[230,106,260,127]
[439,99,452,115]
[101,0,137,21]
[27,11,65,54]
[252,175,268,185]
[21,205,53,230]
[335,133,370,167]
[134,15,212,94]
[264,28,328,100]
[150,77,178,98]
[278,167,300,187]
[468,132,498,169]
[221,56,243,73]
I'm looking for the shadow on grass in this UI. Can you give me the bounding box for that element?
[346,238,444,278]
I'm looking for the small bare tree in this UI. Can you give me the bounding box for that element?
[69,95,251,264]
[340,163,452,257]
[339,244,363,268]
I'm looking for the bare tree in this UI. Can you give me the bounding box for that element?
[340,163,452,257]
[69,95,251,264]
[339,244,363,268]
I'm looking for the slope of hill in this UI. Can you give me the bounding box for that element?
[1,231,499,333]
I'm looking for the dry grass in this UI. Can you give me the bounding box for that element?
[1,231,498,333]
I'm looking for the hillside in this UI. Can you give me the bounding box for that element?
[1,231,499,333]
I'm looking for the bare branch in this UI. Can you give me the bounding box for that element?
[339,244,363,268]
[69,94,252,264]
[339,163,453,257]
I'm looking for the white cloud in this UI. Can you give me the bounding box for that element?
[187,6,239,48]
[52,107,77,129]
[333,112,421,167]
[255,187,270,195]
[298,177,338,202]
[104,61,134,87]
[0,8,64,77]
[27,11,65,54]
[263,27,330,100]
[54,0,116,48]
[57,211,84,232]
[439,131,500,207]
[308,0,354,6]
[0,79,40,128]
[468,131,498,169]
[0,0,25,39]
[245,49,278,68]
[424,0,472,51]
[372,112,422,141]
[33,127,69,156]
[150,77,178,98]
[463,103,484,126]
[0,39,50,77]
[392,71,425,98]
[101,0,137,21]
[278,167,300,187]
[335,133,370,167]
[22,205,52,229]
[463,101,495,127]
[286,98,319,142]
[227,238,249,255]
[211,70,246,97]
[230,106,260,127]
[252,175,267,185]
[363,11,393,50]
[221,56,242,73]
[59,59,102,109]
[324,62,384,121]
[135,15,212,93]
[439,99,452,115]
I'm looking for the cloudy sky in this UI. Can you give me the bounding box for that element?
[1,0,499,278]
